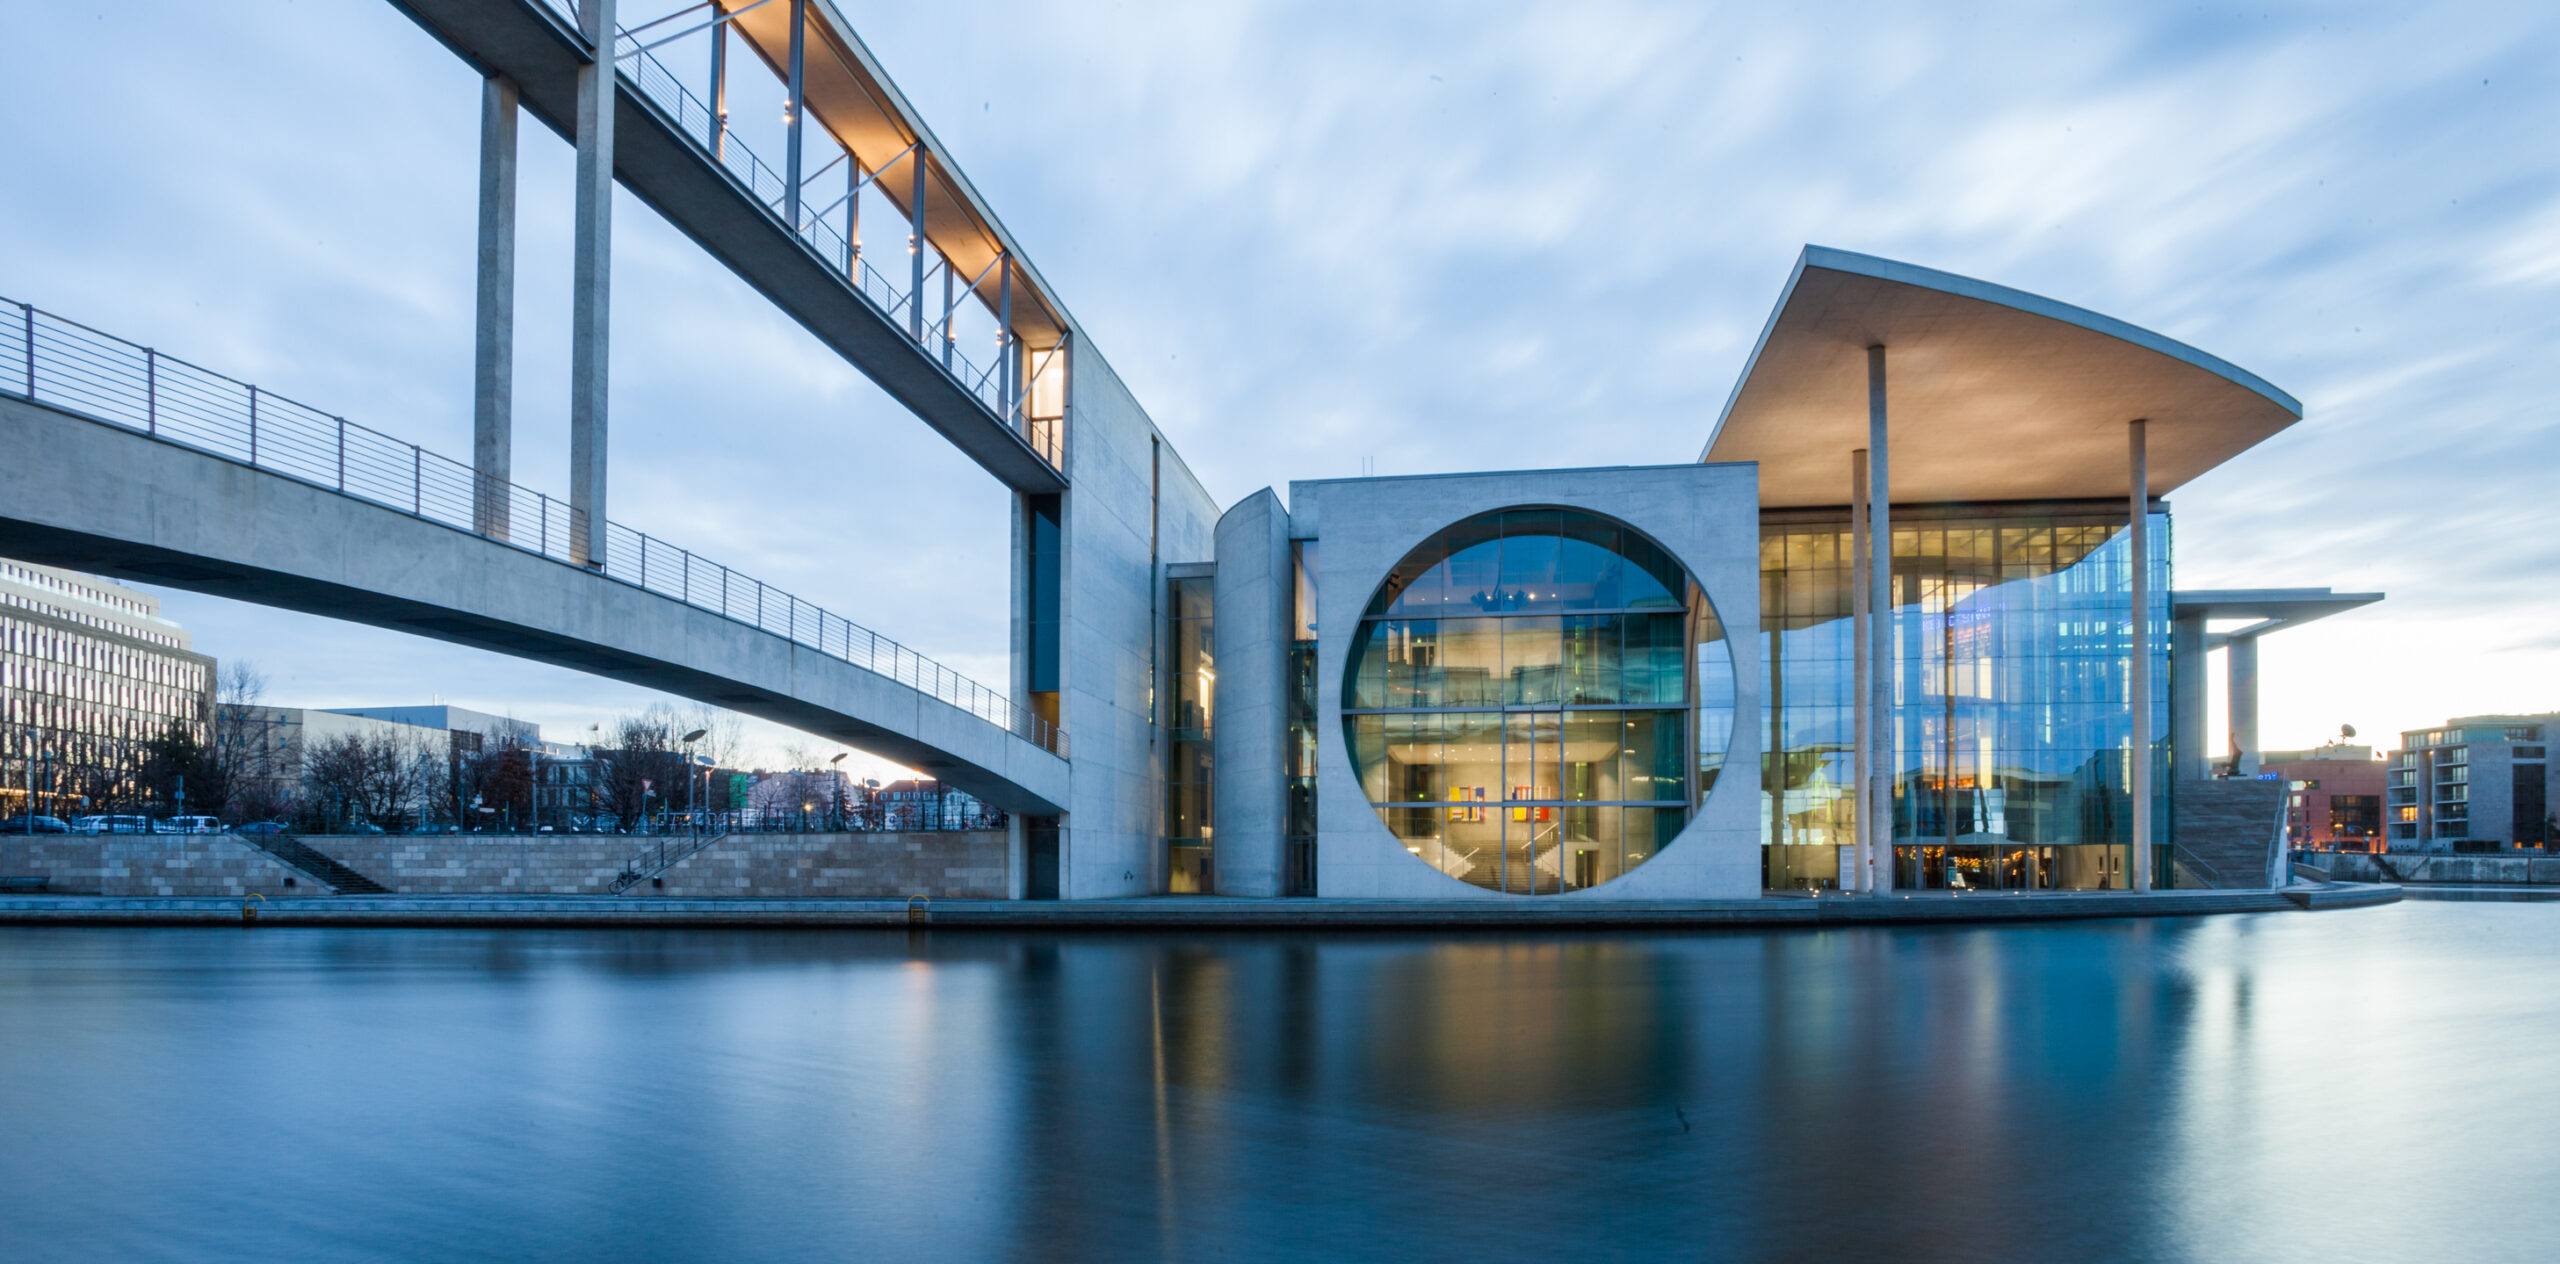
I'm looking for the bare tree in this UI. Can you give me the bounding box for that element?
[303,729,434,830]
[589,712,682,831]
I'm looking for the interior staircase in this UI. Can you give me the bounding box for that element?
[241,835,390,895]
[2172,778,2287,889]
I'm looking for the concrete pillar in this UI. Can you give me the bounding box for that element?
[1849,446,1871,893]
[472,74,518,542]
[2129,418,2153,892]
[1211,489,1292,896]
[569,0,616,567]
[907,153,927,343]
[2229,633,2261,777]
[782,0,806,230]
[2172,612,2207,780]
[1866,346,1893,891]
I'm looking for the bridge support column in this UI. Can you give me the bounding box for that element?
[473,73,518,541]
[2130,418,2153,892]
[907,152,927,343]
[569,0,616,567]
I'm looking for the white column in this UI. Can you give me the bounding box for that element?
[472,74,517,542]
[569,0,616,567]
[2129,418,2153,891]
[1850,447,1871,893]
[1866,346,1893,892]
[2229,634,2261,777]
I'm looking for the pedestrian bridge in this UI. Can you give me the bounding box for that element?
[0,299,1068,815]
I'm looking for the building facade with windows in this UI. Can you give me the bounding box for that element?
[0,558,215,819]
[2385,716,2555,848]
[1142,247,2370,899]
[2261,744,2386,851]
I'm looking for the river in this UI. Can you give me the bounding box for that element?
[1,900,2549,1262]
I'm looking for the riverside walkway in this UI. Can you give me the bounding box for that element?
[0,885,2400,929]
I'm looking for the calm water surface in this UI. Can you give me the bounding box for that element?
[1,902,2551,1263]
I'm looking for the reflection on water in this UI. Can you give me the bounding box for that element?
[2,906,2555,1262]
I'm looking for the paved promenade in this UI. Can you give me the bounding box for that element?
[0,884,2397,929]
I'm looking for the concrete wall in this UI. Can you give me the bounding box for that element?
[2,835,320,897]
[294,832,1008,898]
[1289,463,1764,900]
[1053,343,1220,897]
[2302,850,2560,885]
[1210,490,1292,895]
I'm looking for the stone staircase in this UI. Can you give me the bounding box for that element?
[2172,778,2287,889]
[241,834,390,894]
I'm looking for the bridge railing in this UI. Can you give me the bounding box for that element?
[613,26,1017,426]
[0,296,1065,759]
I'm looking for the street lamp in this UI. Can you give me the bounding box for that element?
[682,728,707,837]
[829,753,847,830]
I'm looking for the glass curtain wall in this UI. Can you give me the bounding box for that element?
[1284,541,1320,895]
[1164,578,1214,892]
[1344,509,1733,895]
[1759,504,2171,891]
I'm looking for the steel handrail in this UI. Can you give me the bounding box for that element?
[0,294,1065,759]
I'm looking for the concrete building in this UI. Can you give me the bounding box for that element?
[325,705,540,748]
[2261,743,2386,851]
[0,4,2380,899]
[2387,715,2556,849]
[224,706,452,825]
[1171,249,2378,897]
[1,558,215,818]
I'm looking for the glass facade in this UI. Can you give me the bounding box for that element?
[1758,505,2171,891]
[1284,541,1319,895]
[1163,577,1214,892]
[1343,509,1733,894]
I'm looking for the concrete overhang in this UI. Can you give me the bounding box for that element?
[1701,246,2303,508]
[2173,587,2384,646]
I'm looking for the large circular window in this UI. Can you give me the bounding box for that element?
[1345,508,1734,895]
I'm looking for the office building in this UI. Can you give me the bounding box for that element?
[0,558,215,817]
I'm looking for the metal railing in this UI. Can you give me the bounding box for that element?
[0,295,1065,758]
[614,31,1030,432]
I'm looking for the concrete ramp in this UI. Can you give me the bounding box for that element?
[0,392,1068,814]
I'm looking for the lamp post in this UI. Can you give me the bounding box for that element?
[19,729,32,832]
[682,728,707,838]
[829,752,847,830]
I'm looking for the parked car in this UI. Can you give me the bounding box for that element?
[234,821,290,836]
[3,814,73,834]
[153,815,224,835]
[71,814,153,835]
[345,822,386,835]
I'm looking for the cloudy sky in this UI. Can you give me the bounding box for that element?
[3,0,2554,770]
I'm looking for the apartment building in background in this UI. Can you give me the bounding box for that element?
[2386,715,2557,848]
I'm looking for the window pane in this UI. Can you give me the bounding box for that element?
[1562,613,1622,705]
[1504,615,1563,705]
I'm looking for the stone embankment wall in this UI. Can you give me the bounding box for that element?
[2301,851,2560,885]
[301,832,1008,898]
[5,832,1012,898]
[637,831,1008,899]
[0,836,317,897]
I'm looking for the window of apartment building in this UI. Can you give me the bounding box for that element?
[2518,746,2547,761]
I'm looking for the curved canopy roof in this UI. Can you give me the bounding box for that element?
[1701,247,2302,507]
